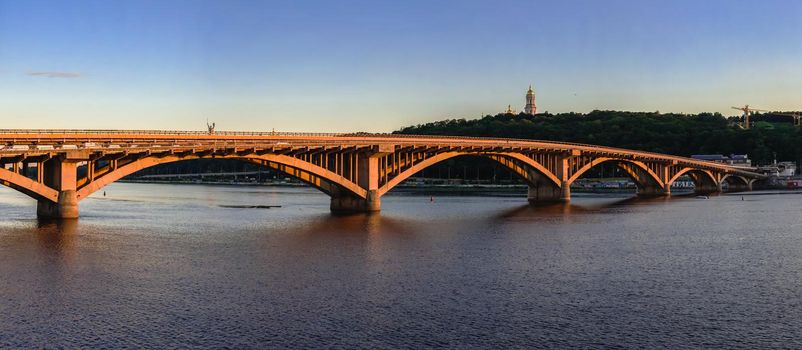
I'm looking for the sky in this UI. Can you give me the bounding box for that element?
[1,0,801,132]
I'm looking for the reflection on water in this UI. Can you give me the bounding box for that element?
[34,219,78,260]
[36,218,78,239]
[1,183,802,348]
[295,212,410,236]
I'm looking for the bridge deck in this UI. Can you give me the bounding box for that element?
[0,129,765,178]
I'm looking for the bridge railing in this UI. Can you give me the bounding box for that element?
[0,129,349,137]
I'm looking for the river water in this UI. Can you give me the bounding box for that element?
[1,183,801,348]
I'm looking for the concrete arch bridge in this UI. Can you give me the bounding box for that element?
[0,130,765,219]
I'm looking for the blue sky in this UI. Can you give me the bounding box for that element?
[1,0,801,132]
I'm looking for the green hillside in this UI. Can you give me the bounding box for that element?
[395,110,802,165]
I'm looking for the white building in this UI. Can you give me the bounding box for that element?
[524,85,536,115]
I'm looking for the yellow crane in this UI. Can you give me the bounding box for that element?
[731,105,769,130]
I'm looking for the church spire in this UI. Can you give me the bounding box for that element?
[524,84,536,115]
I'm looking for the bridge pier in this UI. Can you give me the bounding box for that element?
[37,190,79,219]
[636,184,670,197]
[37,158,79,219]
[527,181,569,203]
[330,147,391,214]
[330,190,381,214]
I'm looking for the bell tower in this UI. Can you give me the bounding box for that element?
[524,85,536,115]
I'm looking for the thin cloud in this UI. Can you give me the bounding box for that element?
[27,71,81,78]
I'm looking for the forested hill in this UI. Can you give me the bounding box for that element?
[394,110,802,165]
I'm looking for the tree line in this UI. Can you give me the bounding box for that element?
[394,110,802,166]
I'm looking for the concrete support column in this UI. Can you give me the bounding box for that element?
[658,165,672,196]
[87,160,95,182]
[557,155,572,202]
[37,157,79,219]
[36,162,44,183]
[357,153,381,192]
[527,183,564,203]
[330,189,380,214]
[560,180,571,201]
[37,190,79,219]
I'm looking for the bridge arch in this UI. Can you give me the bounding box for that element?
[567,157,665,194]
[76,154,367,201]
[376,151,561,197]
[720,174,752,192]
[0,166,58,203]
[667,167,719,193]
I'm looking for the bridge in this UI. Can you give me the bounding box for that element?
[0,129,765,219]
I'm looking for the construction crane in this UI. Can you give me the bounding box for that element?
[731,105,769,130]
